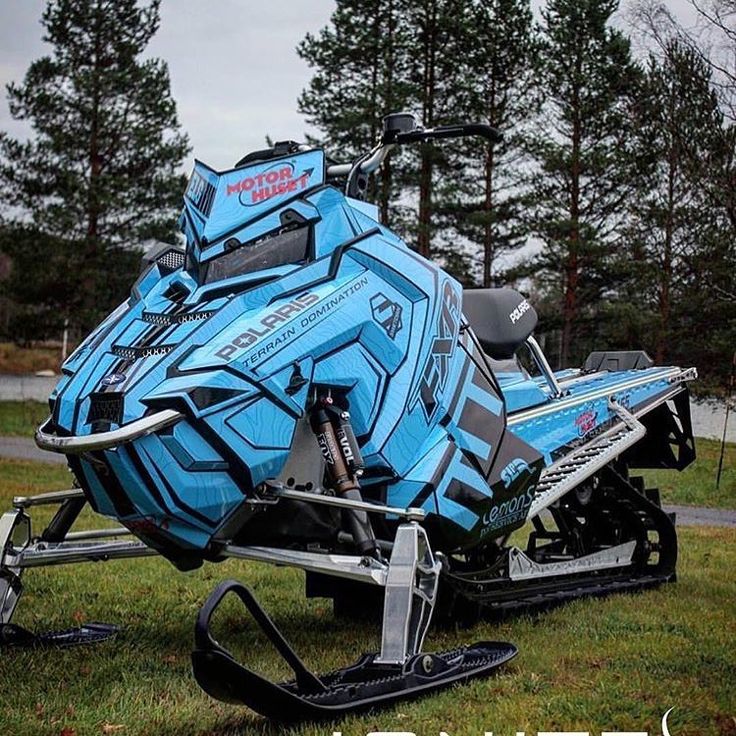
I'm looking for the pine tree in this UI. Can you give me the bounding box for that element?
[298,0,477,266]
[626,42,724,362]
[1,0,189,246]
[439,0,537,286]
[527,0,641,367]
[403,0,472,258]
[617,40,736,388]
[298,0,411,225]
[0,0,189,332]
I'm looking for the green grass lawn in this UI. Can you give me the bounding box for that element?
[0,461,735,735]
[642,437,735,509]
[0,400,49,438]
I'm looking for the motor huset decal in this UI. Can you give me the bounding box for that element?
[226,160,315,206]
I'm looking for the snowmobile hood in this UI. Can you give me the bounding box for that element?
[47,147,387,447]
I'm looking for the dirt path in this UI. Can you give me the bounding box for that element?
[0,435,66,464]
[664,504,736,528]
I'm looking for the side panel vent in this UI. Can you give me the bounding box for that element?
[156,249,186,273]
[142,310,216,326]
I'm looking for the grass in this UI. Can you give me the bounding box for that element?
[642,437,735,510]
[0,342,62,375]
[0,400,50,437]
[0,462,735,735]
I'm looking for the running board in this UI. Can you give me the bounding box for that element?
[529,400,645,518]
[507,540,637,581]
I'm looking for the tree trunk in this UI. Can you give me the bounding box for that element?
[83,1,104,324]
[483,143,495,287]
[87,31,102,251]
[379,0,395,225]
[482,75,497,287]
[416,1,437,258]
[657,131,678,364]
[561,62,582,368]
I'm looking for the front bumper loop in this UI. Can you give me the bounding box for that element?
[34,410,183,455]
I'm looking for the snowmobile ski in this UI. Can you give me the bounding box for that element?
[192,579,517,722]
[0,621,119,648]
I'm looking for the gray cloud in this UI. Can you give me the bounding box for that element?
[0,0,336,173]
[0,0,701,176]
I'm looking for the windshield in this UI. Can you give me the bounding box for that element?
[201,226,310,284]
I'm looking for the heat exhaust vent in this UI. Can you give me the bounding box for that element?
[142,309,216,326]
[163,281,190,303]
[112,344,175,360]
[88,392,124,425]
[156,248,185,273]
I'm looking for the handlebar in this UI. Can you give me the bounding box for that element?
[388,122,503,145]
[325,119,503,181]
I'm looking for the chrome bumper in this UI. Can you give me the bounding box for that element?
[34,409,183,455]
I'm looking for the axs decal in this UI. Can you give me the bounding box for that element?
[370,293,403,339]
[412,280,461,422]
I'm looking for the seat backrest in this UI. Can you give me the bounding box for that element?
[462,288,538,360]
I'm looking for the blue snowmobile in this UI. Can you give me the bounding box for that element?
[0,113,696,721]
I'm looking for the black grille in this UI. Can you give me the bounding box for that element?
[156,249,185,272]
[88,392,124,425]
[112,344,175,360]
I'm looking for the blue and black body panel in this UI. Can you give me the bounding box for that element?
[46,146,691,567]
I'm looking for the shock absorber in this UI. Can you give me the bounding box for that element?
[310,395,380,558]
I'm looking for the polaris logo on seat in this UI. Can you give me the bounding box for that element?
[509,299,531,324]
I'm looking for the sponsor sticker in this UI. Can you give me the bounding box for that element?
[226,161,315,207]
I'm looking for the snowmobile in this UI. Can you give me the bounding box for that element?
[0,112,696,721]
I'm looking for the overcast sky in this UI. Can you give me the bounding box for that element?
[1,0,696,175]
[0,0,336,172]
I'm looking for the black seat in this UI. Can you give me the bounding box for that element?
[462,288,538,360]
